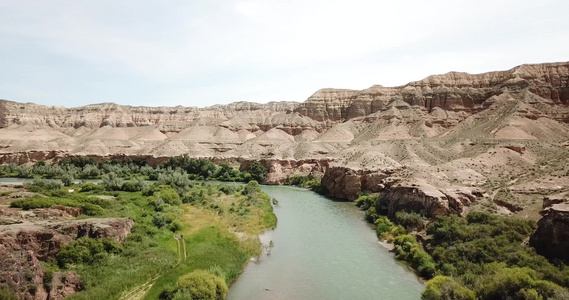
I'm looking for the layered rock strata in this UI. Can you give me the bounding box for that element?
[1,61,569,218]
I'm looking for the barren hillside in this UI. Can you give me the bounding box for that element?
[1,61,569,218]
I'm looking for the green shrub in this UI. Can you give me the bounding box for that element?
[0,284,18,300]
[395,211,425,230]
[80,203,105,216]
[375,216,394,237]
[355,195,376,210]
[10,197,69,210]
[153,212,168,228]
[422,276,475,300]
[176,269,228,300]
[474,266,563,300]
[61,174,75,186]
[159,187,182,206]
[243,181,260,197]
[169,220,183,232]
[26,177,63,190]
[248,162,266,182]
[79,182,104,192]
[56,238,121,268]
[394,234,436,278]
[101,172,124,191]
[364,206,379,223]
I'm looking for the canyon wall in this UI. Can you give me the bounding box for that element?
[2,61,569,218]
[294,62,569,122]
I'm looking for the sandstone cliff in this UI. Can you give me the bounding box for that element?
[2,61,569,220]
[294,62,569,122]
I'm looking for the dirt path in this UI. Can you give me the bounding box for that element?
[119,234,186,300]
[118,277,158,300]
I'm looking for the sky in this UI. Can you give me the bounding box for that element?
[0,0,568,108]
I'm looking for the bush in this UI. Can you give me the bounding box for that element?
[80,203,105,216]
[79,182,104,192]
[169,220,183,232]
[422,276,475,300]
[0,284,18,300]
[10,197,59,210]
[61,174,75,186]
[176,270,228,300]
[243,181,260,197]
[56,238,121,268]
[355,195,376,211]
[158,187,182,206]
[101,172,124,191]
[375,216,394,237]
[27,177,63,190]
[364,206,379,223]
[153,213,168,228]
[395,211,425,230]
[248,162,267,182]
[474,266,563,300]
[394,234,436,278]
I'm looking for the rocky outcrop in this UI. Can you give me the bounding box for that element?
[376,183,479,217]
[543,195,567,209]
[320,165,402,200]
[0,100,6,128]
[530,202,569,261]
[0,150,68,165]
[0,100,302,133]
[295,62,569,122]
[48,272,82,300]
[0,217,134,299]
[54,218,134,243]
[240,158,332,185]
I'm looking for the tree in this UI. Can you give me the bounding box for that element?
[249,162,267,182]
[422,276,475,300]
[61,173,75,186]
[176,270,228,300]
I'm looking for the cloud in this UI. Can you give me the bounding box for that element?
[0,0,567,107]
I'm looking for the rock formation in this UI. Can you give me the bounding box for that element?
[1,61,569,218]
[0,209,134,300]
[530,199,569,261]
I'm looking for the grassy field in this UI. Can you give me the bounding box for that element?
[10,180,276,300]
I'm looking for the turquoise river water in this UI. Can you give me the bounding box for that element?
[227,185,424,300]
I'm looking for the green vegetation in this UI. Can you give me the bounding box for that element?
[0,154,262,183]
[363,203,569,299]
[422,276,475,300]
[286,174,321,191]
[394,234,436,278]
[0,284,18,300]
[56,238,122,268]
[248,162,267,182]
[163,265,228,300]
[2,159,276,300]
[354,195,376,210]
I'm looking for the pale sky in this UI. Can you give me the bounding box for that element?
[0,0,568,108]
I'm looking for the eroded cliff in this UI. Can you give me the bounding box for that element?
[1,61,569,219]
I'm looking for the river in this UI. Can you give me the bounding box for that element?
[228,185,424,300]
[0,178,425,299]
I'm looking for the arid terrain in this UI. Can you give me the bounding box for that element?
[1,61,569,218]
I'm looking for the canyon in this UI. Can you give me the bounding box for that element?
[1,61,569,299]
[2,62,569,217]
